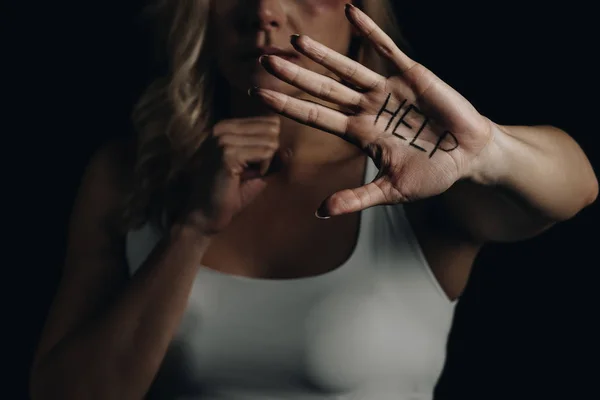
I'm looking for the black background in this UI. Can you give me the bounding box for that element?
[6,1,599,399]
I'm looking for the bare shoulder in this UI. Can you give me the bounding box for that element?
[71,137,135,242]
[403,199,483,301]
[84,137,134,204]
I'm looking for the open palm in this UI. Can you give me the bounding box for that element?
[252,4,494,216]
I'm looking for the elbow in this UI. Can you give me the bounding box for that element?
[562,170,599,221]
[562,164,598,220]
[578,141,599,209]
[558,176,598,221]
[585,172,599,207]
[577,164,599,213]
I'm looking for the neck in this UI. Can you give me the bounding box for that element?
[226,86,362,169]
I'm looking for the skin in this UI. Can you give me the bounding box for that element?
[250,4,598,232]
[28,1,598,399]
[212,0,361,163]
[213,0,353,96]
[200,0,380,279]
[29,2,377,399]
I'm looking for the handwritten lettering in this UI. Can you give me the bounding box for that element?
[375,93,407,132]
[430,130,459,158]
[374,93,459,158]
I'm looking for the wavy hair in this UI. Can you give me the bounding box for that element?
[121,0,414,233]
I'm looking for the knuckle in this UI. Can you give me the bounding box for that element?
[266,141,279,151]
[306,107,320,125]
[318,81,333,99]
[212,122,227,137]
[262,146,276,157]
[368,77,387,92]
[216,135,230,148]
[314,46,328,64]
[289,67,301,84]
[376,42,395,59]
[223,147,236,160]
[405,61,425,75]
[343,62,358,80]
[350,93,364,111]
[329,192,351,212]
[403,62,428,83]
[267,125,280,136]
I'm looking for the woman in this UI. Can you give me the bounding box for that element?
[29,1,598,399]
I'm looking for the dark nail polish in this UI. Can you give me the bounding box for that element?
[315,204,331,220]
[248,86,260,96]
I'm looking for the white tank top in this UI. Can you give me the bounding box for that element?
[126,157,458,400]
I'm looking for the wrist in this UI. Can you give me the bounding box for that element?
[466,120,511,187]
[173,202,221,237]
[169,221,213,251]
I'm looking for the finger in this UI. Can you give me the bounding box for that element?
[290,34,384,90]
[259,55,363,111]
[213,118,280,137]
[251,87,350,138]
[217,133,279,176]
[228,115,280,124]
[223,145,277,175]
[219,115,280,126]
[345,3,417,73]
[315,180,389,218]
[216,133,279,149]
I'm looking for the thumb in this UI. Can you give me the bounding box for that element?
[315,181,388,219]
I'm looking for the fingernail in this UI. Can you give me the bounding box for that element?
[260,164,270,176]
[259,54,269,64]
[248,86,259,96]
[346,3,356,11]
[290,34,300,45]
[315,204,331,220]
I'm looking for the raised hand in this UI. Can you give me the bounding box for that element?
[251,3,494,217]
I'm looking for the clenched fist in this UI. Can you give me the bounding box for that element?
[178,116,281,235]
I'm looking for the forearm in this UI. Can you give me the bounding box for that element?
[473,123,598,221]
[442,123,598,242]
[31,225,211,400]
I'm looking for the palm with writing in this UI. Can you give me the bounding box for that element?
[251,4,494,217]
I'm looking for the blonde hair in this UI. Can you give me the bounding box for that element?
[122,0,414,232]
